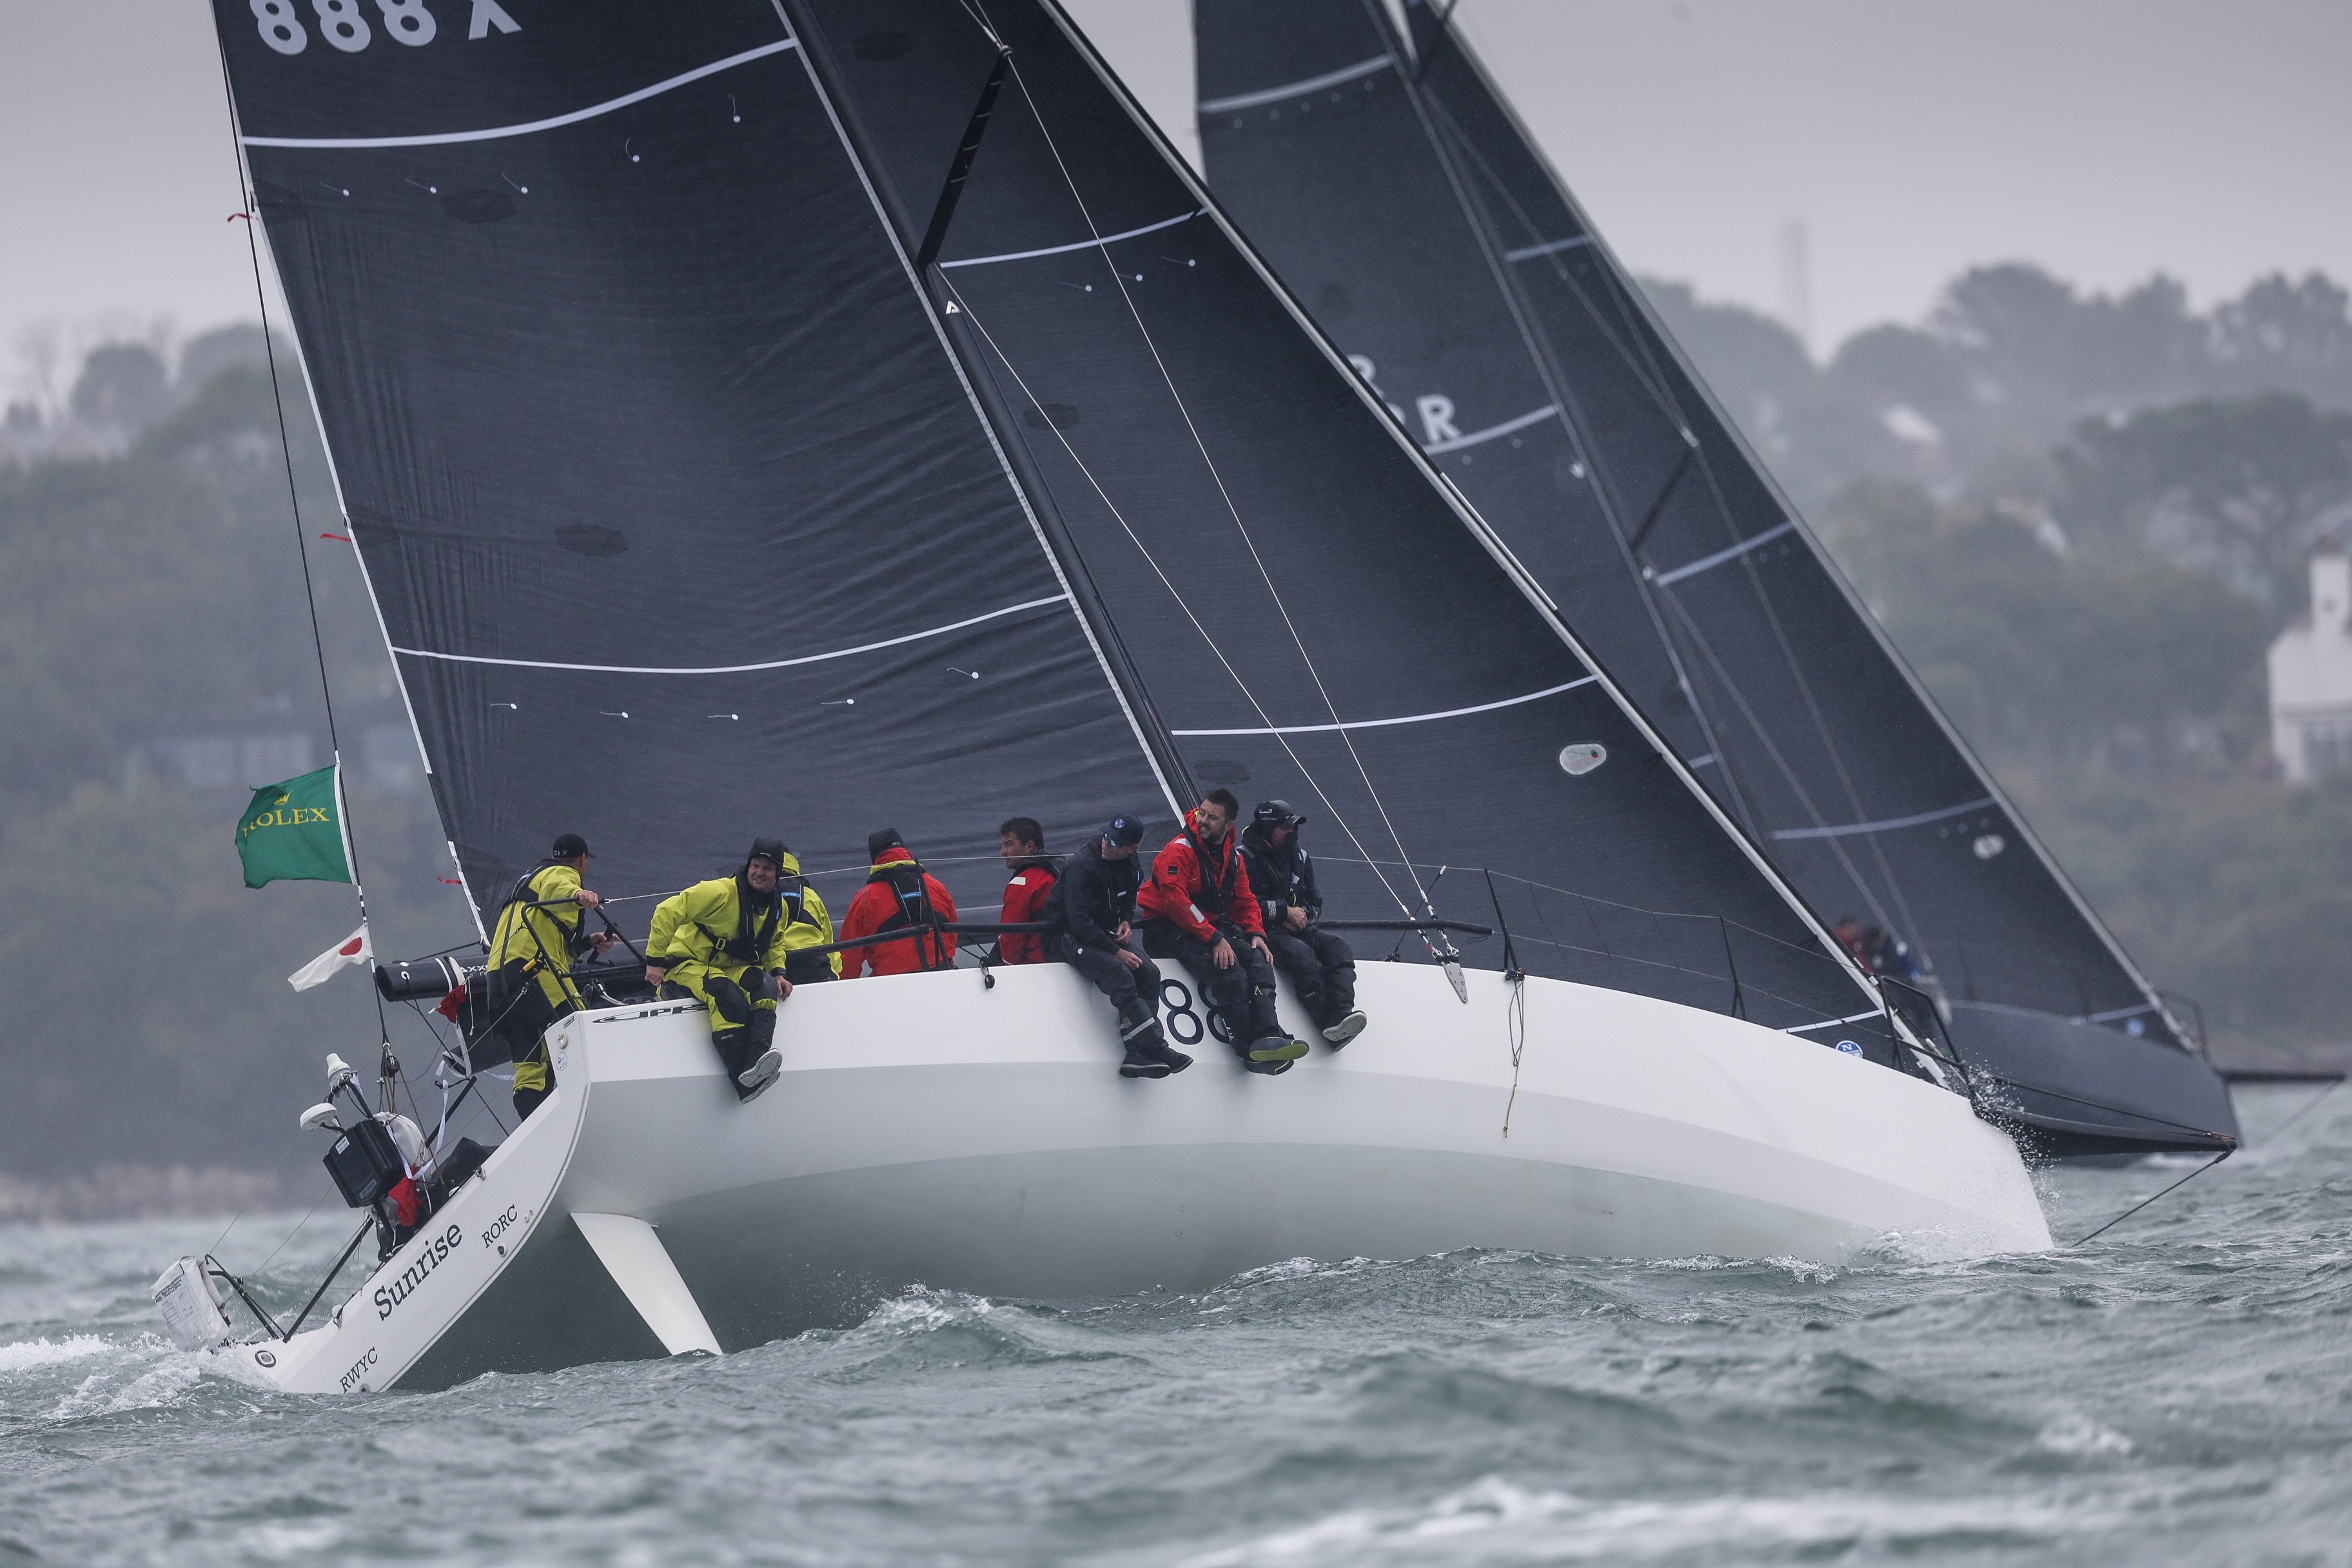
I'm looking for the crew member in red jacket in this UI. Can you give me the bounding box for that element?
[837,828,959,978]
[994,816,1058,965]
[1137,787,1306,1072]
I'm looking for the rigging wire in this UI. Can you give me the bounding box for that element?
[936,273,1418,921]
[209,34,395,1055]
[1408,70,1934,945]
[975,30,1437,923]
[2069,1150,2232,1248]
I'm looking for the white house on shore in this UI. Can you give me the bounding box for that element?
[2269,553,2352,783]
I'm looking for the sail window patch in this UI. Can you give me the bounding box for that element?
[938,210,1204,270]
[1197,55,1393,115]
[240,40,798,149]
[389,594,1069,675]
[1173,677,1596,737]
[1558,743,1607,776]
[1770,797,1999,842]
[1651,520,1798,587]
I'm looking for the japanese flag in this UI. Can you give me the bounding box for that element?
[289,923,371,992]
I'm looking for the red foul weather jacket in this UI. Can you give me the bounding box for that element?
[1138,822,1264,943]
[995,856,1059,965]
[837,848,959,977]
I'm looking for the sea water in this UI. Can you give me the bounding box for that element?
[2,1084,2346,1566]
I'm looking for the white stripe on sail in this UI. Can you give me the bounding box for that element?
[1197,55,1392,115]
[242,41,799,150]
[1174,677,1596,737]
[1651,519,1798,586]
[1424,404,1560,455]
[1770,797,1998,842]
[390,595,1068,676]
[1783,1010,1885,1035]
[2078,1004,2159,1026]
[939,210,1205,270]
[1505,235,1594,262]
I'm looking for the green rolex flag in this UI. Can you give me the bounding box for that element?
[235,765,353,889]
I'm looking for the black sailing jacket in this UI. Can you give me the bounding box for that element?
[1055,839,1143,950]
[1239,825,1324,926]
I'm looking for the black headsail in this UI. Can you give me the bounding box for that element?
[211,0,1175,921]
[1193,0,2238,1150]
[779,0,1908,1049]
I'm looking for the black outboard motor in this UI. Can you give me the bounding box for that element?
[322,1117,407,1209]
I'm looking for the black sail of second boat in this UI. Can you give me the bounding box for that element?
[1193,0,2237,1152]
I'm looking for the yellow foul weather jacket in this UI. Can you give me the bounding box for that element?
[487,861,589,1092]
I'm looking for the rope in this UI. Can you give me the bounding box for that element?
[208,35,393,1052]
[971,32,1434,923]
[936,276,1417,923]
[2070,1150,2232,1247]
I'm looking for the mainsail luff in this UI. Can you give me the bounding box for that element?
[785,0,1912,1046]
[1195,0,2191,1049]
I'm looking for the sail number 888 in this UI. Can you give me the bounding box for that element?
[251,0,520,56]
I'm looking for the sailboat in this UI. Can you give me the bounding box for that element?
[161,0,2045,1395]
[1193,0,2237,1159]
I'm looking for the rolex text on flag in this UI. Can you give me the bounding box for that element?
[235,765,353,889]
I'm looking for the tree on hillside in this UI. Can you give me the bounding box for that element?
[2057,393,2352,605]
[2206,272,2352,405]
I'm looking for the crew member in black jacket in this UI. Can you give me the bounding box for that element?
[1050,814,1192,1080]
[1240,800,1368,1046]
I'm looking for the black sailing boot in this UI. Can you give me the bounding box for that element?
[1118,1000,1188,1078]
[736,1011,783,1102]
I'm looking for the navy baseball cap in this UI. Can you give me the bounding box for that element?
[552,833,592,858]
[1103,814,1146,847]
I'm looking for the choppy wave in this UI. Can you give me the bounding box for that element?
[0,1084,2346,1565]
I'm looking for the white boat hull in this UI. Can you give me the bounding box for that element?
[230,963,2050,1393]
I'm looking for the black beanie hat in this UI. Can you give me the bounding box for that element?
[867,827,905,862]
[747,838,787,868]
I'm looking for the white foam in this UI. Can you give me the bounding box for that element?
[1175,1475,2102,1565]
[0,1334,111,1373]
[2035,1413,2134,1456]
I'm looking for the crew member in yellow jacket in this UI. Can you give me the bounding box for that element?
[645,839,825,1102]
[485,832,614,1121]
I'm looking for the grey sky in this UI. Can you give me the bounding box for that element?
[5,0,2347,401]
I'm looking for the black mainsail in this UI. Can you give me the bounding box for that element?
[1193,0,2236,1150]
[215,0,1913,1052]
[213,1,1173,919]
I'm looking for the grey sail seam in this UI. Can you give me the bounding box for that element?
[938,208,1204,269]
[1198,54,1391,115]
[241,41,800,148]
[1652,520,1799,587]
[1424,403,1558,454]
[1173,677,1596,736]
[1504,235,1593,262]
[388,595,1070,674]
[1770,798,1999,842]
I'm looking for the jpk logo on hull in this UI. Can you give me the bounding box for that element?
[373,1222,464,1321]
